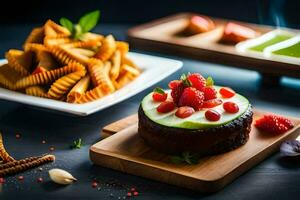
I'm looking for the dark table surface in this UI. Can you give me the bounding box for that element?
[0,24,300,200]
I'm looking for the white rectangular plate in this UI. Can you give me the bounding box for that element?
[0,52,182,116]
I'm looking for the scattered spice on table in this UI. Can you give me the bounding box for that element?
[37,177,43,183]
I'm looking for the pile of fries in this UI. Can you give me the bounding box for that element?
[0,19,140,103]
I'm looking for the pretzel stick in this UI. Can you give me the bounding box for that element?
[0,133,15,163]
[0,156,40,170]
[0,154,55,177]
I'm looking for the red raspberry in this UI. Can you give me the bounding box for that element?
[202,99,222,108]
[169,80,184,104]
[223,102,239,113]
[205,109,221,121]
[219,87,235,98]
[178,87,204,110]
[203,86,217,100]
[255,114,294,134]
[157,101,176,113]
[187,73,206,91]
[175,106,195,118]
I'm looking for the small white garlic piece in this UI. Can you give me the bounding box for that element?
[49,168,77,185]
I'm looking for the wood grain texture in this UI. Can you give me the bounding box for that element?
[127,13,300,78]
[91,110,300,192]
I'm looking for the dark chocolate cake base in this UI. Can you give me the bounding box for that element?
[138,105,253,156]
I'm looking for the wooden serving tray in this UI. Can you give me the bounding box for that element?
[127,13,300,79]
[90,111,300,192]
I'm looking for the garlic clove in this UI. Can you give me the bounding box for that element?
[49,168,77,185]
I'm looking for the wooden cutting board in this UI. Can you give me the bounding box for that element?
[90,110,300,192]
[127,13,300,79]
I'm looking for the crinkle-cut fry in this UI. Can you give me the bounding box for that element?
[110,50,121,80]
[80,32,104,41]
[122,64,141,76]
[87,59,104,86]
[44,19,70,38]
[15,62,86,89]
[0,133,15,163]
[48,45,90,65]
[122,56,139,69]
[23,27,45,46]
[61,39,101,49]
[113,71,136,89]
[47,64,87,99]
[5,49,34,76]
[0,154,55,177]
[116,41,129,57]
[67,75,90,103]
[78,62,115,104]
[94,34,116,61]
[71,48,96,57]
[25,86,49,98]
[44,36,71,47]
[24,43,48,53]
[36,50,58,71]
[0,64,24,90]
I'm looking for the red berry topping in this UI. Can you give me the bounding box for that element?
[219,87,235,98]
[205,110,221,121]
[152,87,167,102]
[169,80,184,104]
[175,106,195,118]
[203,86,217,100]
[133,191,139,196]
[187,73,206,91]
[202,99,223,108]
[18,176,24,181]
[157,101,176,113]
[255,114,294,134]
[178,87,204,110]
[37,177,43,183]
[127,192,132,197]
[92,181,98,188]
[223,102,239,113]
[0,177,5,184]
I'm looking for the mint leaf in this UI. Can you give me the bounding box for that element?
[206,76,214,86]
[180,73,192,87]
[70,138,83,149]
[60,17,73,33]
[170,156,184,164]
[170,152,200,165]
[153,87,165,94]
[79,10,100,33]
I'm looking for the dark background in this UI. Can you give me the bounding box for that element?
[0,0,299,28]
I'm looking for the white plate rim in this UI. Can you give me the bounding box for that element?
[0,52,183,116]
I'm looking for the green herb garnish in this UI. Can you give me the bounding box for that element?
[70,138,83,149]
[170,152,200,165]
[153,87,165,94]
[206,76,214,86]
[180,73,192,87]
[60,10,100,40]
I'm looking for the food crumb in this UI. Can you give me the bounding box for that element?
[37,177,43,183]
[49,147,55,151]
[18,176,24,181]
[42,140,46,144]
[15,134,21,139]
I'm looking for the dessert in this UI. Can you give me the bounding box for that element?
[138,73,253,155]
[221,22,258,44]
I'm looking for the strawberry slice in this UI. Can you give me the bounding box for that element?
[175,106,195,118]
[202,99,222,108]
[157,101,176,113]
[222,22,257,44]
[255,114,294,134]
